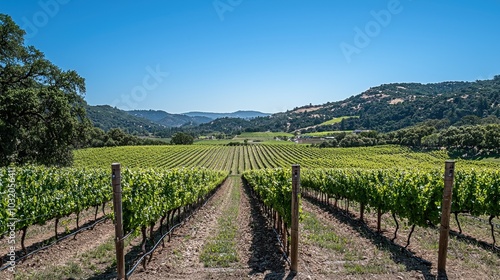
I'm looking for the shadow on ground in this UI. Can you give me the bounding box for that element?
[304,194,437,280]
[242,181,293,280]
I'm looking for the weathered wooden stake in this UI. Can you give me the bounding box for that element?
[438,160,455,276]
[360,203,365,221]
[282,220,287,251]
[112,163,125,279]
[291,164,300,273]
[54,218,59,240]
[377,208,382,233]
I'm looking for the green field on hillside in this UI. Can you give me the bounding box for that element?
[319,116,359,126]
[301,130,353,137]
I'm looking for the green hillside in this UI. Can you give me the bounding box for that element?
[194,76,500,134]
[86,105,165,135]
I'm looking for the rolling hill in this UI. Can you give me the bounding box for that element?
[238,75,500,133]
[85,105,165,134]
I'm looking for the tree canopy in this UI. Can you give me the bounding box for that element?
[0,14,89,166]
[171,132,194,145]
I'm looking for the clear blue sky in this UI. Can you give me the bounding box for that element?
[2,0,500,113]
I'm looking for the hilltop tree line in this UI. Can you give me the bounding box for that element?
[286,79,500,133]
[314,118,500,156]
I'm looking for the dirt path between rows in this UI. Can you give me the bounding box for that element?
[137,176,292,280]
[135,176,235,279]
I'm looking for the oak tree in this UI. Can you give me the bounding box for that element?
[0,14,90,166]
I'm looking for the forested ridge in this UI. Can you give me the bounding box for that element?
[210,77,500,134]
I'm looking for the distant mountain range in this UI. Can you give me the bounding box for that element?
[127,110,212,127]
[183,111,270,120]
[86,106,271,133]
[128,110,270,127]
[86,75,500,136]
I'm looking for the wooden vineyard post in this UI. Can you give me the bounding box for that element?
[291,164,300,273]
[438,160,455,277]
[112,163,126,280]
